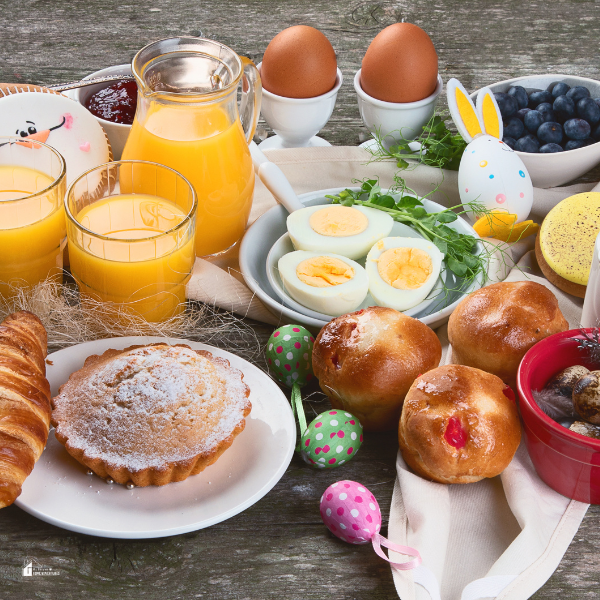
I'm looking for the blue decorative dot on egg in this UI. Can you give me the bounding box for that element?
[519,170,525,178]
[489,174,494,179]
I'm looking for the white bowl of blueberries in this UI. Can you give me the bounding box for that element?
[473,75,600,188]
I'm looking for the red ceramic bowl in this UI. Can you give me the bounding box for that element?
[518,328,600,504]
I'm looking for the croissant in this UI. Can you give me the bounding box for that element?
[0,311,50,508]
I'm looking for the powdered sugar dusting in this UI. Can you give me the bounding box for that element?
[53,345,250,472]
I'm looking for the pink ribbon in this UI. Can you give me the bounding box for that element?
[371,532,421,570]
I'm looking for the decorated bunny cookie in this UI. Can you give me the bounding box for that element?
[447,78,533,223]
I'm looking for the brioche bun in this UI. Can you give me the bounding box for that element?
[399,364,521,484]
[312,306,442,431]
[448,281,568,389]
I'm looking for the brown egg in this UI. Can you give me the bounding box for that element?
[361,23,438,103]
[261,26,337,98]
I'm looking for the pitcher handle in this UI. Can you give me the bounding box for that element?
[239,56,262,144]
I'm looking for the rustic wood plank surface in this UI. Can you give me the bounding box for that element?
[1,0,599,598]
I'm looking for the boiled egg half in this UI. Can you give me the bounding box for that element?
[287,204,394,260]
[366,237,443,311]
[278,251,369,316]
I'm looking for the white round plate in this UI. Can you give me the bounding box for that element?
[239,188,485,331]
[15,336,296,539]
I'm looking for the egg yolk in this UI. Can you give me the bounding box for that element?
[309,206,369,237]
[377,247,432,289]
[296,256,354,287]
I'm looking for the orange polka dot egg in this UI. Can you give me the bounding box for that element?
[266,324,314,388]
[301,409,363,469]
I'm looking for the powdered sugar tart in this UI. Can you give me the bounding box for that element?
[51,344,251,487]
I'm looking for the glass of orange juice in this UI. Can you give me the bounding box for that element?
[122,37,261,257]
[0,136,67,297]
[65,161,197,322]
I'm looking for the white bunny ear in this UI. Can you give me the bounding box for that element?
[476,88,503,140]
[446,78,484,143]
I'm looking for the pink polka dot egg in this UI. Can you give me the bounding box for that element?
[320,480,381,544]
[300,409,363,469]
[265,324,314,388]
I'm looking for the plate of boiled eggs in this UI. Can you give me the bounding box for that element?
[239,188,485,330]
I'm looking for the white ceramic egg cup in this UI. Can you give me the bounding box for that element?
[355,70,443,151]
[257,63,343,149]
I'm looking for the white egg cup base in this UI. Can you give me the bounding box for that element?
[258,135,331,150]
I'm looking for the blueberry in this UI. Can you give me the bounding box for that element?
[503,116,525,139]
[515,134,541,153]
[539,143,564,153]
[524,109,544,133]
[594,98,600,110]
[551,82,571,98]
[503,136,516,149]
[516,107,532,121]
[536,102,556,123]
[553,95,576,122]
[546,81,561,92]
[564,138,594,150]
[494,93,518,118]
[564,118,591,140]
[507,85,528,109]
[577,97,600,124]
[566,86,590,103]
[593,123,600,141]
[528,90,553,108]
[537,121,563,145]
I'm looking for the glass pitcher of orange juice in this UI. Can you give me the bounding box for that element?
[122,37,261,257]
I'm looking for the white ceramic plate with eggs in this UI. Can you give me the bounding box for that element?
[239,187,485,331]
[15,336,296,539]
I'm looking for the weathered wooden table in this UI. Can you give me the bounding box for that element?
[1,1,599,598]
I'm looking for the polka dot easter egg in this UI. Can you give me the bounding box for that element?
[320,480,381,544]
[265,324,314,388]
[301,410,363,468]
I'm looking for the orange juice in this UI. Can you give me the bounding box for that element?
[0,165,66,296]
[122,104,254,257]
[68,194,195,322]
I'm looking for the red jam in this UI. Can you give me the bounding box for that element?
[502,385,516,403]
[85,81,137,125]
[444,416,467,449]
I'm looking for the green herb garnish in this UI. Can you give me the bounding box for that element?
[367,112,467,171]
[325,178,512,303]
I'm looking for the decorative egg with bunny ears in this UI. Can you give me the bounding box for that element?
[447,78,533,223]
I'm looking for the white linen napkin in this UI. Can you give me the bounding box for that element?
[185,146,597,324]
[388,255,589,600]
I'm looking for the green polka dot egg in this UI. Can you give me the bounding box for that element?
[265,324,314,388]
[301,410,363,468]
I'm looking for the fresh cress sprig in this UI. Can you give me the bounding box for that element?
[367,111,467,171]
[325,178,488,285]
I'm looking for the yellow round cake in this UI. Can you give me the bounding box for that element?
[539,192,600,286]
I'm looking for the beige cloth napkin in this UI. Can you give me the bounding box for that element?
[185,146,597,324]
[186,146,593,600]
[389,254,589,600]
